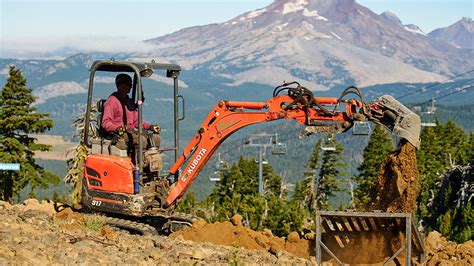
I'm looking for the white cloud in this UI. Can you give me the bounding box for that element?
[0,35,161,59]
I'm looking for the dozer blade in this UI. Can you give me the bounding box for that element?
[369,95,421,148]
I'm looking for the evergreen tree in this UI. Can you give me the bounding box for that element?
[353,125,394,209]
[417,120,473,242]
[0,66,58,203]
[289,138,322,228]
[316,141,347,210]
[206,157,294,235]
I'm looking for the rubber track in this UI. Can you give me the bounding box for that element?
[104,217,158,235]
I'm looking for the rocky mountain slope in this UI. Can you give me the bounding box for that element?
[429,17,474,49]
[146,0,473,88]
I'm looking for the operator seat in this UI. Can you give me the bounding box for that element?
[90,99,127,157]
[96,99,108,138]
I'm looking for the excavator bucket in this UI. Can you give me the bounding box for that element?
[369,95,421,148]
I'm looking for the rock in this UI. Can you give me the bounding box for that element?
[23,198,40,206]
[287,232,300,243]
[19,209,52,221]
[0,201,12,210]
[230,214,243,227]
[149,249,162,260]
[262,229,273,237]
[192,248,209,260]
[269,245,279,256]
[255,236,268,249]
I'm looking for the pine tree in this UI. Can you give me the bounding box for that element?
[316,141,347,210]
[353,125,394,209]
[417,120,473,242]
[206,157,292,235]
[0,66,58,203]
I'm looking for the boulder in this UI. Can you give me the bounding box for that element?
[230,214,243,227]
[286,232,300,243]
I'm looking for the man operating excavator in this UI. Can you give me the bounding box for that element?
[101,73,161,158]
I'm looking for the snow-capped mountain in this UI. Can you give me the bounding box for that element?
[146,0,472,88]
[429,17,474,49]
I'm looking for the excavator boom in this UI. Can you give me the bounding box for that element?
[165,85,421,206]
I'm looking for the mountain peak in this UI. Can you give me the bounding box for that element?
[428,17,473,49]
[380,11,402,26]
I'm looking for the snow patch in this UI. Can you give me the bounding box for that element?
[330,31,342,40]
[246,8,266,19]
[404,25,427,36]
[302,9,328,21]
[282,0,307,14]
[34,81,86,104]
[231,22,238,25]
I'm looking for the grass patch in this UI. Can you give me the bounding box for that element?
[85,215,105,232]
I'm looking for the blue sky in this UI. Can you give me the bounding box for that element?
[1,0,472,58]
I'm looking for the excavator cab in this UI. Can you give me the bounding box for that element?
[81,60,185,217]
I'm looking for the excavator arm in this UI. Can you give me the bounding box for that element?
[164,83,421,206]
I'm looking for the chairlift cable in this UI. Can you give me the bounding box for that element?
[396,70,474,100]
[418,84,474,105]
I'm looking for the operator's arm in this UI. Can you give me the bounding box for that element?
[102,97,122,132]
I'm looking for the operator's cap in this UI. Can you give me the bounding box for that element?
[115,74,132,87]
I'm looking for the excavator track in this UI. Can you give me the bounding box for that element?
[97,212,198,236]
[104,217,158,235]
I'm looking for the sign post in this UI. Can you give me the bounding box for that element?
[0,163,21,171]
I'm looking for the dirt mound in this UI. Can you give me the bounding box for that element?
[425,231,474,265]
[171,215,313,259]
[372,140,420,213]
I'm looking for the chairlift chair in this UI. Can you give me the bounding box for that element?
[321,134,336,151]
[209,171,221,182]
[272,142,287,155]
[215,153,229,171]
[352,121,371,135]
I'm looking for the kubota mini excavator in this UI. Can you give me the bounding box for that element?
[80,60,421,234]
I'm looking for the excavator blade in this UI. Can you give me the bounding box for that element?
[369,95,421,148]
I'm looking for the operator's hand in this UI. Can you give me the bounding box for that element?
[114,126,126,136]
[150,124,161,134]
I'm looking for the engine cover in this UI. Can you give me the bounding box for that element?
[84,154,134,194]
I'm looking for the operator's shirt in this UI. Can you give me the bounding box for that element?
[101,94,151,132]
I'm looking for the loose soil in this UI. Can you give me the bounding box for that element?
[371,140,420,213]
[171,217,313,259]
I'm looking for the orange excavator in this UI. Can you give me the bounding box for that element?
[79,60,421,234]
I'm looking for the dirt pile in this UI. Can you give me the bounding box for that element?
[172,215,314,259]
[372,140,420,213]
[0,201,310,264]
[425,231,474,265]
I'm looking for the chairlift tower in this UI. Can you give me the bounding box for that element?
[420,99,437,127]
[245,133,287,194]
